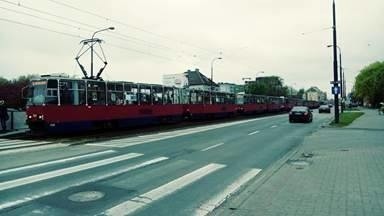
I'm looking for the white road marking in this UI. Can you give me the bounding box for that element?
[87,114,286,148]
[271,125,278,128]
[105,163,226,216]
[0,157,168,210]
[0,144,67,155]
[248,131,260,135]
[0,140,44,146]
[0,150,116,175]
[201,143,224,152]
[0,142,55,151]
[195,168,262,216]
[0,152,142,192]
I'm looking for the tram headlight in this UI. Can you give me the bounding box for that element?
[38,114,44,120]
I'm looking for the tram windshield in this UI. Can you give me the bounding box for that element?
[26,80,47,105]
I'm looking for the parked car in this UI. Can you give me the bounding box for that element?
[319,105,331,113]
[289,106,313,123]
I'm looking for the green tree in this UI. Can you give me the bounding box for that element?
[354,61,384,107]
[0,74,36,109]
[246,76,289,96]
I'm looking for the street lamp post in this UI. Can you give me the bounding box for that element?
[242,77,251,94]
[327,44,343,113]
[331,0,340,123]
[210,57,222,104]
[90,27,115,78]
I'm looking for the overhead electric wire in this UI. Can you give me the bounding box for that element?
[0,0,221,69]
[0,0,184,57]
[0,5,84,31]
[0,0,197,59]
[0,17,81,38]
[0,0,97,29]
[47,0,218,55]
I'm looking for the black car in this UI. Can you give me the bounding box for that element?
[289,106,313,123]
[319,105,331,113]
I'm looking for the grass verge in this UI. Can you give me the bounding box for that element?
[331,111,364,127]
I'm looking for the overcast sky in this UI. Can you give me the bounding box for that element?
[0,0,383,94]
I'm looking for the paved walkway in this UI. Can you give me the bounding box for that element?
[216,109,384,216]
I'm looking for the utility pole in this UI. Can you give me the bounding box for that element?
[332,0,340,123]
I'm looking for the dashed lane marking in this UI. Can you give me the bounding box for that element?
[248,131,260,135]
[271,125,278,128]
[201,143,224,152]
[105,163,226,216]
[86,114,286,148]
[0,150,116,175]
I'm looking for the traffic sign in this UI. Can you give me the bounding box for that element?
[331,86,340,95]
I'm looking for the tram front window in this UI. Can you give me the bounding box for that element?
[27,81,47,106]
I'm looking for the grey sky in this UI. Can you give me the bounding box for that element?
[0,0,383,95]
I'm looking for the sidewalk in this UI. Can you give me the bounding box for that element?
[216,108,384,216]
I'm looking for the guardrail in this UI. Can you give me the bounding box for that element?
[6,109,27,131]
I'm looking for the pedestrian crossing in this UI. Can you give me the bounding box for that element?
[0,149,263,215]
[0,138,56,151]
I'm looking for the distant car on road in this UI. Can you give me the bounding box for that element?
[319,105,331,113]
[289,106,313,123]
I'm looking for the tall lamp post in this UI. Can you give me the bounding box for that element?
[242,77,251,94]
[210,57,222,104]
[327,44,343,113]
[331,0,340,123]
[90,27,115,78]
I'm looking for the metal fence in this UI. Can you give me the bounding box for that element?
[6,109,27,131]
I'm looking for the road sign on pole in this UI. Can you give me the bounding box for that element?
[331,86,340,95]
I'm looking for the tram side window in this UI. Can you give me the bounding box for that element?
[59,80,86,105]
[180,89,189,104]
[107,83,124,105]
[152,86,163,105]
[163,88,174,104]
[123,84,138,105]
[87,81,106,105]
[46,79,58,105]
[139,86,151,105]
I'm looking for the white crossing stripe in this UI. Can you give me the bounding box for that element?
[248,131,260,135]
[195,168,262,216]
[0,150,116,175]
[105,163,226,216]
[201,143,224,152]
[0,142,55,151]
[0,139,50,147]
[0,152,142,192]
[0,157,168,210]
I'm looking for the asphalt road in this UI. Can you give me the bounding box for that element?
[0,111,332,215]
